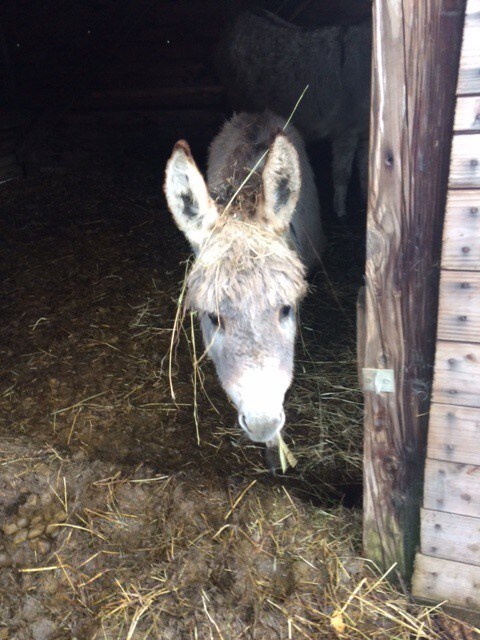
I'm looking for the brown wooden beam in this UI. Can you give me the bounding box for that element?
[363,0,465,580]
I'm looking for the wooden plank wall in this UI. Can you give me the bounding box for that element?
[412,0,480,611]
[363,0,466,579]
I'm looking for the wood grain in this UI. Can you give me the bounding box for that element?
[428,402,480,465]
[415,0,480,609]
[454,97,480,132]
[459,10,480,71]
[432,340,480,407]
[420,508,480,565]
[437,270,480,341]
[449,134,480,189]
[413,553,480,610]
[458,69,480,96]
[442,190,480,270]
[364,0,465,578]
[423,458,480,517]
[457,4,480,95]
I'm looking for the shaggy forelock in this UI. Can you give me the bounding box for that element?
[186,218,307,314]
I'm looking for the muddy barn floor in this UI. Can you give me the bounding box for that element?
[0,161,478,639]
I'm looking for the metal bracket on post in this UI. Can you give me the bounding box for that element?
[362,368,395,393]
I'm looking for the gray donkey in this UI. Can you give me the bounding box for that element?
[164,111,324,448]
[215,10,372,218]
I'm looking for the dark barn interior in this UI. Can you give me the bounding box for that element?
[1,0,372,492]
[1,0,371,213]
[1,1,474,638]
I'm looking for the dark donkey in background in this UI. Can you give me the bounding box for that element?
[215,9,372,219]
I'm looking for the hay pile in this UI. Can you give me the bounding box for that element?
[0,167,478,639]
[1,438,475,640]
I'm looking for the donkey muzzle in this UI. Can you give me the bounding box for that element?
[238,410,285,443]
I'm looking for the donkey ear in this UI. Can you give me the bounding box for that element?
[260,133,301,233]
[164,140,219,251]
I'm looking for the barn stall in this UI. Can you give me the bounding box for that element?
[0,0,478,637]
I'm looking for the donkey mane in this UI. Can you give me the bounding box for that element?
[186,216,307,316]
[207,112,280,218]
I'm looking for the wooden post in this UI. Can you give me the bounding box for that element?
[363,0,465,579]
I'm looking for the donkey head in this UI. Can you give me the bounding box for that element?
[164,133,307,444]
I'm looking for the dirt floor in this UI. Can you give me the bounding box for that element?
[1,160,365,496]
[0,161,478,638]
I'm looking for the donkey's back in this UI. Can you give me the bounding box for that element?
[217,11,371,141]
[207,111,324,271]
[216,11,372,218]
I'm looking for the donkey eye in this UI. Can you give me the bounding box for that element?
[208,312,223,328]
[280,305,292,320]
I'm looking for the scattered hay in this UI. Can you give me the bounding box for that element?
[1,439,478,639]
[0,166,477,638]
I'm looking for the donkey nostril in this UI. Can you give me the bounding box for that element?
[239,412,285,437]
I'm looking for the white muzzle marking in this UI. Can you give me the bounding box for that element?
[229,365,290,443]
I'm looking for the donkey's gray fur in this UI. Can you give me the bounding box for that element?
[207,112,325,272]
[164,111,324,445]
[215,10,372,218]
